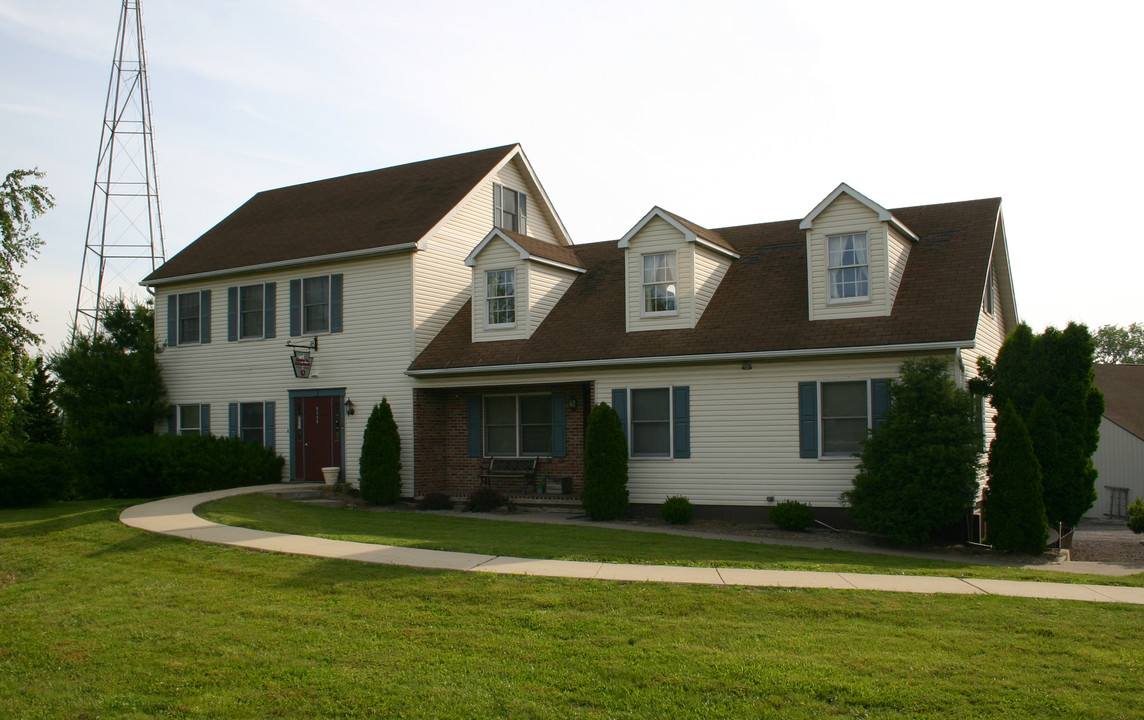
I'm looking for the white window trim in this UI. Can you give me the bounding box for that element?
[238,401,265,446]
[640,252,679,318]
[817,379,871,460]
[485,268,517,329]
[238,283,265,341]
[483,393,553,458]
[628,386,674,460]
[301,275,331,336]
[176,292,202,345]
[177,404,203,436]
[826,232,871,305]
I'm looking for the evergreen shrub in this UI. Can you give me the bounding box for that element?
[466,486,506,512]
[0,444,75,508]
[418,491,453,511]
[985,401,1048,554]
[660,496,694,525]
[1128,498,1144,534]
[582,403,629,520]
[770,500,815,531]
[359,399,402,505]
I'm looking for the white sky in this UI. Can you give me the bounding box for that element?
[2,0,1142,352]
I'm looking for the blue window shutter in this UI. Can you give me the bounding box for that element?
[492,182,503,228]
[200,404,211,435]
[264,282,277,339]
[551,393,566,457]
[227,286,238,341]
[467,397,482,457]
[672,386,690,459]
[167,405,176,435]
[611,389,628,446]
[798,382,818,458]
[330,274,343,333]
[872,378,892,430]
[228,403,238,438]
[199,290,212,344]
[289,279,301,336]
[264,401,276,451]
[519,193,527,235]
[167,294,177,346]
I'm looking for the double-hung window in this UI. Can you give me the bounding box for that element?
[240,284,265,338]
[486,269,515,327]
[828,233,869,301]
[178,292,201,344]
[642,252,677,315]
[240,402,264,445]
[289,274,342,336]
[494,183,527,234]
[178,405,202,436]
[484,394,553,456]
[612,387,690,459]
[819,381,870,457]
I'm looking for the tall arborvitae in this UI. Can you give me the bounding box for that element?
[19,355,62,444]
[985,401,1048,554]
[359,398,402,504]
[582,402,629,521]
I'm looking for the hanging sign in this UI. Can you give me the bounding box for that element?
[291,351,313,378]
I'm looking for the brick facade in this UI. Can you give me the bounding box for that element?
[413,382,594,498]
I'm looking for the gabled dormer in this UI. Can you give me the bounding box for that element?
[800,183,918,321]
[618,208,739,333]
[465,229,584,343]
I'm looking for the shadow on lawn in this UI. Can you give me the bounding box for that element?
[0,502,118,539]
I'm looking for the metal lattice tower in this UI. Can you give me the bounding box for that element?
[73,0,166,340]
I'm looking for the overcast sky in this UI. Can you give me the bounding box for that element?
[3,0,1142,352]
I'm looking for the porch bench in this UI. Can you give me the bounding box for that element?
[479,457,540,493]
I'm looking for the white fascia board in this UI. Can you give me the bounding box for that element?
[694,237,741,260]
[142,242,419,288]
[799,183,919,241]
[618,207,696,248]
[992,208,1020,329]
[512,145,574,246]
[414,144,521,253]
[530,256,587,274]
[407,339,974,377]
[465,228,586,274]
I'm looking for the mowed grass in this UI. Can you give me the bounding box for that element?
[201,494,1144,588]
[3,500,1143,720]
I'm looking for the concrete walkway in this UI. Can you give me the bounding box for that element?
[119,484,1144,605]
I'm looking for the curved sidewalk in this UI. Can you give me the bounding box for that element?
[120,484,1144,605]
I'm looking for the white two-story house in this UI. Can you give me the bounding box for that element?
[144,144,1017,524]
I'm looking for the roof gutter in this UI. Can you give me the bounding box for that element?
[407,339,973,377]
[141,242,420,287]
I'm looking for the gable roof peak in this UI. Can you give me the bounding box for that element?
[618,206,739,258]
[799,182,918,241]
[465,228,585,273]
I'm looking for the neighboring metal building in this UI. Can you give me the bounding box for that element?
[1091,364,1144,518]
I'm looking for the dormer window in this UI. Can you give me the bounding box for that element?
[642,252,678,315]
[494,183,527,233]
[828,233,869,301]
[486,269,516,327]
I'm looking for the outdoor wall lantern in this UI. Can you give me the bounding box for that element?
[345,399,355,416]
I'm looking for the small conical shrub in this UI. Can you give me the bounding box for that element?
[582,402,628,520]
[985,401,1048,554]
[359,398,402,504]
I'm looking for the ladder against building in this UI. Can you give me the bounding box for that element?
[73,0,166,340]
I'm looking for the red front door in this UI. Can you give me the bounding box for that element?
[294,396,342,481]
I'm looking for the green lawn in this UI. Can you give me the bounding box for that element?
[201,494,1144,588]
[3,500,1143,719]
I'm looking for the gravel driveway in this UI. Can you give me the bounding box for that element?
[1070,518,1144,562]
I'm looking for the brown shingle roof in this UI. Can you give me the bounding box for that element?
[144,144,518,283]
[1094,364,1144,441]
[498,229,583,269]
[409,197,1002,372]
[658,209,736,255]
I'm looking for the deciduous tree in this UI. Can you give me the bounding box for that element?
[1093,322,1144,364]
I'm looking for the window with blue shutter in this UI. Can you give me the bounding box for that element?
[871,378,892,430]
[264,282,276,339]
[166,295,177,346]
[330,274,343,333]
[798,382,818,458]
[467,397,482,457]
[227,286,238,341]
[200,404,211,435]
[228,403,238,438]
[551,393,566,458]
[199,290,211,344]
[289,279,301,336]
[672,386,690,459]
[264,401,276,452]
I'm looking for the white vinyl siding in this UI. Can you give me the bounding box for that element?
[470,238,528,342]
[625,216,693,332]
[417,353,936,508]
[692,246,730,327]
[805,193,890,321]
[492,159,561,245]
[528,262,576,332]
[886,226,912,312]
[156,252,418,492]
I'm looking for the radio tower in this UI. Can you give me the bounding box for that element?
[73,0,166,340]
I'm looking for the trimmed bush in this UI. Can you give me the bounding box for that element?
[0,443,76,508]
[359,398,402,505]
[660,496,694,525]
[418,491,453,511]
[770,500,815,532]
[985,401,1048,554]
[1128,498,1144,535]
[466,486,506,513]
[73,433,283,500]
[582,403,629,521]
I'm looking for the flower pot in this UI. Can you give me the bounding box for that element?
[321,466,341,485]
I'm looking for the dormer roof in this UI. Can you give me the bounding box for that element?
[800,182,919,242]
[465,228,585,273]
[618,207,739,259]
